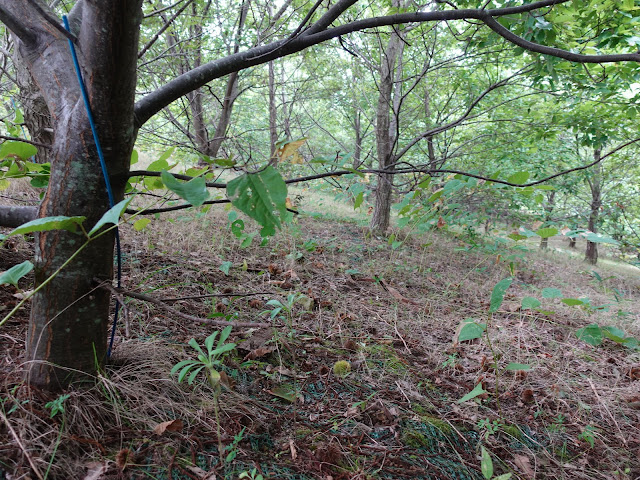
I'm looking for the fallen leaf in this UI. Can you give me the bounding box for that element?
[219,371,234,389]
[268,385,297,403]
[83,462,109,480]
[243,346,276,360]
[513,454,535,479]
[186,465,217,479]
[289,438,298,460]
[282,269,300,281]
[153,419,184,436]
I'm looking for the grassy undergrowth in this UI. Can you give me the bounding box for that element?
[1,192,639,480]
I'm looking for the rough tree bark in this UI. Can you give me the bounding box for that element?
[1,1,142,389]
[585,149,602,265]
[370,15,405,234]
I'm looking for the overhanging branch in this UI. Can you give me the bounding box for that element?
[135,0,608,128]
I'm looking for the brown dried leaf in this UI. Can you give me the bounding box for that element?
[513,454,535,479]
[289,438,298,460]
[244,346,276,360]
[153,419,184,436]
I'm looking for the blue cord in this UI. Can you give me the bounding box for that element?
[62,15,122,358]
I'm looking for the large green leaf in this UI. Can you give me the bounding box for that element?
[0,141,37,160]
[161,171,208,207]
[489,277,513,313]
[8,216,86,236]
[226,166,290,237]
[89,198,133,236]
[521,297,541,310]
[535,227,558,239]
[457,320,486,342]
[542,287,563,299]
[507,171,530,184]
[576,323,603,346]
[0,261,34,287]
[458,383,487,403]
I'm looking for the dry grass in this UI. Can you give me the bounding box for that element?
[1,191,639,479]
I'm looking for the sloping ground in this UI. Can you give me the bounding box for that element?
[1,209,639,480]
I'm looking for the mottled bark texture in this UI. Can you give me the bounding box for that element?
[0,0,143,390]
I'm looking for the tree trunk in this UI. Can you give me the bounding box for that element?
[370,18,405,234]
[268,60,278,161]
[540,191,556,249]
[13,49,53,163]
[585,149,602,265]
[7,1,142,390]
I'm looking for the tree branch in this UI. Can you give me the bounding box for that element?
[134,0,579,128]
[0,6,37,44]
[97,281,273,328]
[0,205,38,228]
[0,135,51,149]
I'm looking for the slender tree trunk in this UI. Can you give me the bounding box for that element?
[370,18,405,234]
[268,60,278,161]
[13,49,53,163]
[9,1,143,390]
[585,149,602,265]
[540,191,556,249]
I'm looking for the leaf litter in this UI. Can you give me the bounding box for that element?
[0,209,639,479]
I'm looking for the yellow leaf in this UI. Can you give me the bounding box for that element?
[276,138,307,163]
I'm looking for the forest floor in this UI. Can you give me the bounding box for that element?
[1,194,640,480]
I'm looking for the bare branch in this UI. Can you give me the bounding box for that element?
[0,135,51,148]
[0,6,37,44]
[0,205,38,227]
[134,0,596,128]
[97,281,273,328]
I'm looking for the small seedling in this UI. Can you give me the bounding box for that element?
[45,394,70,418]
[171,325,236,389]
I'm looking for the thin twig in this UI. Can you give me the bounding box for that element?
[163,292,272,303]
[96,280,272,328]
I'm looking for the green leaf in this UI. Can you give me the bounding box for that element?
[9,216,86,236]
[89,198,132,236]
[521,297,541,310]
[535,227,558,239]
[161,171,208,207]
[584,232,619,245]
[219,261,232,275]
[218,325,233,345]
[576,324,603,346]
[507,233,528,241]
[601,326,626,343]
[226,166,290,237]
[0,141,37,160]
[157,147,175,163]
[480,446,493,480]
[0,261,34,287]
[210,342,236,357]
[494,475,512,480]
[230,219,245,237]
[489,278,513,313]
[457,320,486,342]
[354,191,364,209]
[561,298,584,306]
[130,149,138,165]
[458,383,487,403]
[133,218,151,231]
[507,171,530,184]
[506,363,532,371]
[542,287,563,299]
[187,365,206,385]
